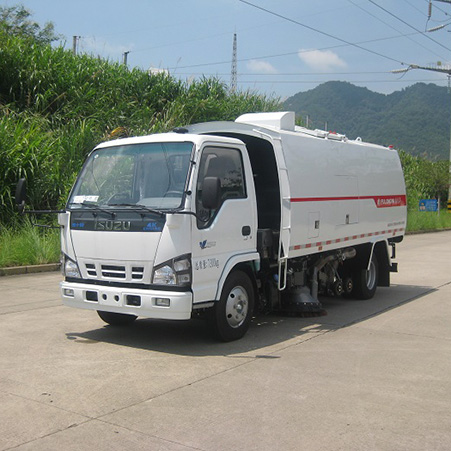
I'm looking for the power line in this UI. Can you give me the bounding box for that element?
[347,0,446,59]
[237,0,407,65]
[429,0,451,17]
[402,0,430,17]
[236,78,448,84]
[367,0,451,53]
[177,71,393,77]
[169,30,425,71]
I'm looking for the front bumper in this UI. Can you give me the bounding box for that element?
[61,281,193,320]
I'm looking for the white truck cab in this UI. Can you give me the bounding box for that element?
[58,112,406,341]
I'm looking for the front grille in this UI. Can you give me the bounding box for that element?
[101,265,126,279]
[132,267,144,279]
[83,261,146,282]
[85,263,96,277]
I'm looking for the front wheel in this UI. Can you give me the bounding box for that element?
[352,253,378,300]
[97,311,137,326]
[211,271,254,342]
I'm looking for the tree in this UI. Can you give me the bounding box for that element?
[0,5,62,44]
[399,150,450,210]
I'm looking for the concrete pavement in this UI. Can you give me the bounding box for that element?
[1,232,451,450]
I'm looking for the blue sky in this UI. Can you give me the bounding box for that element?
[4,0,451,99]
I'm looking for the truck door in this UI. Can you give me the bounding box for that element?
[191,144,257,304]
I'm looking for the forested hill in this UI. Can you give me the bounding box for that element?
[283,81,451,159]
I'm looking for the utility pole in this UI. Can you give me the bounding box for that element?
[123,51,130,67]
[230,33,237,93]
[72,36,80,55]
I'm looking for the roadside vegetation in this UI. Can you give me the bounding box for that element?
[407,210,451,233]
[399,150,449,211]
[0,6,450,268]
[399,150,451,232]
[0,219,60,268]
[0,7,279,225]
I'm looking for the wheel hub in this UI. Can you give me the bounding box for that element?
[225,286,249,328]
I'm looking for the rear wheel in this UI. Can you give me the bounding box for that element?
[353,253,378,300]
[97,311,137,326]
[211,271,254,342]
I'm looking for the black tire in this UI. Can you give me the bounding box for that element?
[211,271,254,342]
[97,310,137,326]
[352,253,378,300]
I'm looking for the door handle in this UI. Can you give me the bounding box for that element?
[242,226,251,236]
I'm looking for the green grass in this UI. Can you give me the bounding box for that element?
[406,209,451,233]
[1,210,450,269]
[0,220,60,268]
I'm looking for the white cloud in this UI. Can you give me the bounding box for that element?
[247,59,278,74]
[298,49,347,71]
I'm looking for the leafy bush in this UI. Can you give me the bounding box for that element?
[399,150,449,210]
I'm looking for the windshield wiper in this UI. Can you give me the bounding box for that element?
[109,203,198,219]
[68,202,115,217]
[107,203,165,216]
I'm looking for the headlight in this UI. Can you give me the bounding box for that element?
[153,265,176,285]
[63,254,81,278]
[152,254,191,287]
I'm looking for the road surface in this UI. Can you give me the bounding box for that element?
[1,231,450,450]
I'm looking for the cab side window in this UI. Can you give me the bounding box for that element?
[196,147,246,228]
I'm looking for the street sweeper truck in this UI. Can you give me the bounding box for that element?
[17,111,406,341]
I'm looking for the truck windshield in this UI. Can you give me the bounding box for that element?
[68,142,194,210]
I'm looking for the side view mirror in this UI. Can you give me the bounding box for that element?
[13,178,64,222]
[15,178,27,214]
[201,177,221,210]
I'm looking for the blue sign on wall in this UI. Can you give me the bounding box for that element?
[419,199,438,212]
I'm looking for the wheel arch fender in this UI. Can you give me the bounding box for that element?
[214,252,260,300]
[354,239,390,287]
[352,240,389,267]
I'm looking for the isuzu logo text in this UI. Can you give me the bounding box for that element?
[95,220,131,231]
